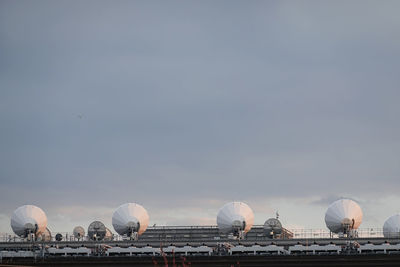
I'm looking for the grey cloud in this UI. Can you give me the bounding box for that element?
[1,0,400,231]
[310,195,352,206]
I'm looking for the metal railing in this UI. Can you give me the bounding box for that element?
[0,227,392,243]
[290,228,385,239]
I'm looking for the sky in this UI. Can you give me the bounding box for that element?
[1,0,400,234]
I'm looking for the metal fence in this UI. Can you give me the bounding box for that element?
[290,228,384,239]
[0,227,388,243]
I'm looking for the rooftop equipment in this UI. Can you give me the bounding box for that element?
[383,214,400,238]
[264,218,283,238]
[73,226,85,240]
[88,221,107,241]
[11,205,48,239]
[36,227,52,242]
[217,201,254,239]
[55,233,63,241]
[104,227,113,241]
[325,199,363,237]
[112,203,149,240]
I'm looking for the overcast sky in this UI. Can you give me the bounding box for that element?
[1,0,400,234]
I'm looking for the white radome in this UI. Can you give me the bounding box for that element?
[36,228,52,242]
[11,205,48,237]
[73,226,85,239]
[104,227,113,241]
[383,214,400,238]
[112,203,149,236]
[88,221,106,241]
[325,199,363,234]
[217,202,254,234]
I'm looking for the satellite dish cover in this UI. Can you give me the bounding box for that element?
[11,205,48,237]
[73,226,85,239]
[37,228,52,242]
[383,214,400,238]
[55,233,63,241]
[88,221,107,241]
[324,199,363,233]
[217,202,254,234]
[104,227,113,241]
[112,203,149,236]
[264,218,283,235]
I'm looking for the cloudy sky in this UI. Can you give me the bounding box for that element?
[1,0,400,233]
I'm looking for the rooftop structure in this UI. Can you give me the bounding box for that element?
[10,205,47,239]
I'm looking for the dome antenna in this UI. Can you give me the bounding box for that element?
[325,199,363,238]
[112,203,150,240]
[11,205,48,241]
[217,202,254,240]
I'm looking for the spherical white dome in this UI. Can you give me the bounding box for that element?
[217,202,254,234]
[11,205,48,237]
[112,203,149,236]
[383,214,400,238]
[325,199,363,233]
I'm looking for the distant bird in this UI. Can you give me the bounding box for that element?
[77,114,83,119]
